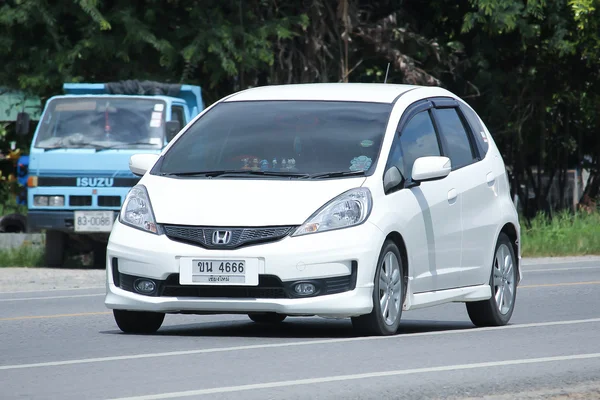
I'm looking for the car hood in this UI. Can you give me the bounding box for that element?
[143,175,367,227]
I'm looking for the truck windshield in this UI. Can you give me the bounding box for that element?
[158,100,392,177]
[34,97,166,150]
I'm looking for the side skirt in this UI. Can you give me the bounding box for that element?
[403,283,491,311]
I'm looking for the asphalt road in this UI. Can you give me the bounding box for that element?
[2,259,600,400]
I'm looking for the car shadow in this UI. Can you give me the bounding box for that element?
[100,317,476,338]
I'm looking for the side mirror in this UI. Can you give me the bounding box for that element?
[129,154,160,177]
[165,120,182,142]
[15,112,31,136]
[383,166,404,194]
[411,156,451,183]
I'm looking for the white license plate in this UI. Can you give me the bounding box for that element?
[74,211,115,232]
[179,258,259,286]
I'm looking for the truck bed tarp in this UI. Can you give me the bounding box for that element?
[105,80,182,97]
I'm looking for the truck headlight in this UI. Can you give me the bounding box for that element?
[48,196,64,207]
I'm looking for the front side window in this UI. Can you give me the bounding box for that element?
[171,105,185,126]
[35,97,166,150]
[396,110,441,180]
[158,100,393,177]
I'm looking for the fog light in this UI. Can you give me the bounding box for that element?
[294,282,316,296]
[134,279,156,294]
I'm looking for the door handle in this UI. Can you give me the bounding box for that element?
[486,172,495,187]
[448,188,458,204]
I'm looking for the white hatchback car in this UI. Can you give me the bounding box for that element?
[105,83,521,336]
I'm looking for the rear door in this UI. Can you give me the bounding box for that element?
[430,98,495,287]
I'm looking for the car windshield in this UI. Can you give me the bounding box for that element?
[34,97,166,150]
[158,100,392,177]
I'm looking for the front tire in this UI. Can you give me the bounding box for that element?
[466,233,517,327]
[113,310,165,334]
[248,313,287,324]
[45,230,66,267]
[352,240,405,336]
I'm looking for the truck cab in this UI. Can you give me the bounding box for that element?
[23,81,203,267]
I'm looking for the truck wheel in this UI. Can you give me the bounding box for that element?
[0,213,27,233]
[93,242,107,269]
[45,230,66,267]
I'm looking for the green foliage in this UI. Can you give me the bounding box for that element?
[0,0,599,216]
[521,210,600,256]
[0,246,44,268]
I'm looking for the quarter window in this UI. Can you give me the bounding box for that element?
[460,103,489,155]
[434,108,475,169]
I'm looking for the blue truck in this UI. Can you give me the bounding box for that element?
[15,80,204,267]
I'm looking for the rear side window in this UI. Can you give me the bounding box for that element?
[459,103,489,155]
[434,108,476,170]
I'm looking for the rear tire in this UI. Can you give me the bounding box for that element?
[466,232,517,327]
[45,230,66,267]
[113,310,165,334]
[248,313,287,324]
[351,240,405,336]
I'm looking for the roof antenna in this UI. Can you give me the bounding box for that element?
[384,63,390,84]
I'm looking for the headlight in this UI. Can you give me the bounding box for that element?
[292,187,372,237]
[34,195,65,207]
[119,185,161,234]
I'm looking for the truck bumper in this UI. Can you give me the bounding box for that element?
[27,210,76,232]
[27,210,116,236]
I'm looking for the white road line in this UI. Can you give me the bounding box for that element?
[0,293,104,302]
[522,258,600,266]
[2,317,599,371]
[0,286,104,295]
[523,266,600,273]
[108,352,600,400]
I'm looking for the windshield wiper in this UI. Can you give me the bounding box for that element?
[304,170,367,179]
[110,140,161,148]
[163,170,310,178]
[42,142,112,151]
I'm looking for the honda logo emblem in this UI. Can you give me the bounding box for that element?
[212,230,232,245]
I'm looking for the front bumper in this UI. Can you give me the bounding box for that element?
[105,219,385,317]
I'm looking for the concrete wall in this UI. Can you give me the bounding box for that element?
[0,233,44,249]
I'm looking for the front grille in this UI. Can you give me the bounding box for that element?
[98,195,121,207]
[163,225,296,249]
[69,195,92,206]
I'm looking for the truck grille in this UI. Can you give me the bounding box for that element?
[98,196,121,207]
[69,195,92,206]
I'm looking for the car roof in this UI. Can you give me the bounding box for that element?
[224,83,425,104]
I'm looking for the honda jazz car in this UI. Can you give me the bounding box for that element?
[105,83,521,336]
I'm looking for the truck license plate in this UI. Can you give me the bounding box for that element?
[74,211,115,232]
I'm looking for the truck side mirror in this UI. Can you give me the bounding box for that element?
[15,112,31,136]
[165,120,182,142]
